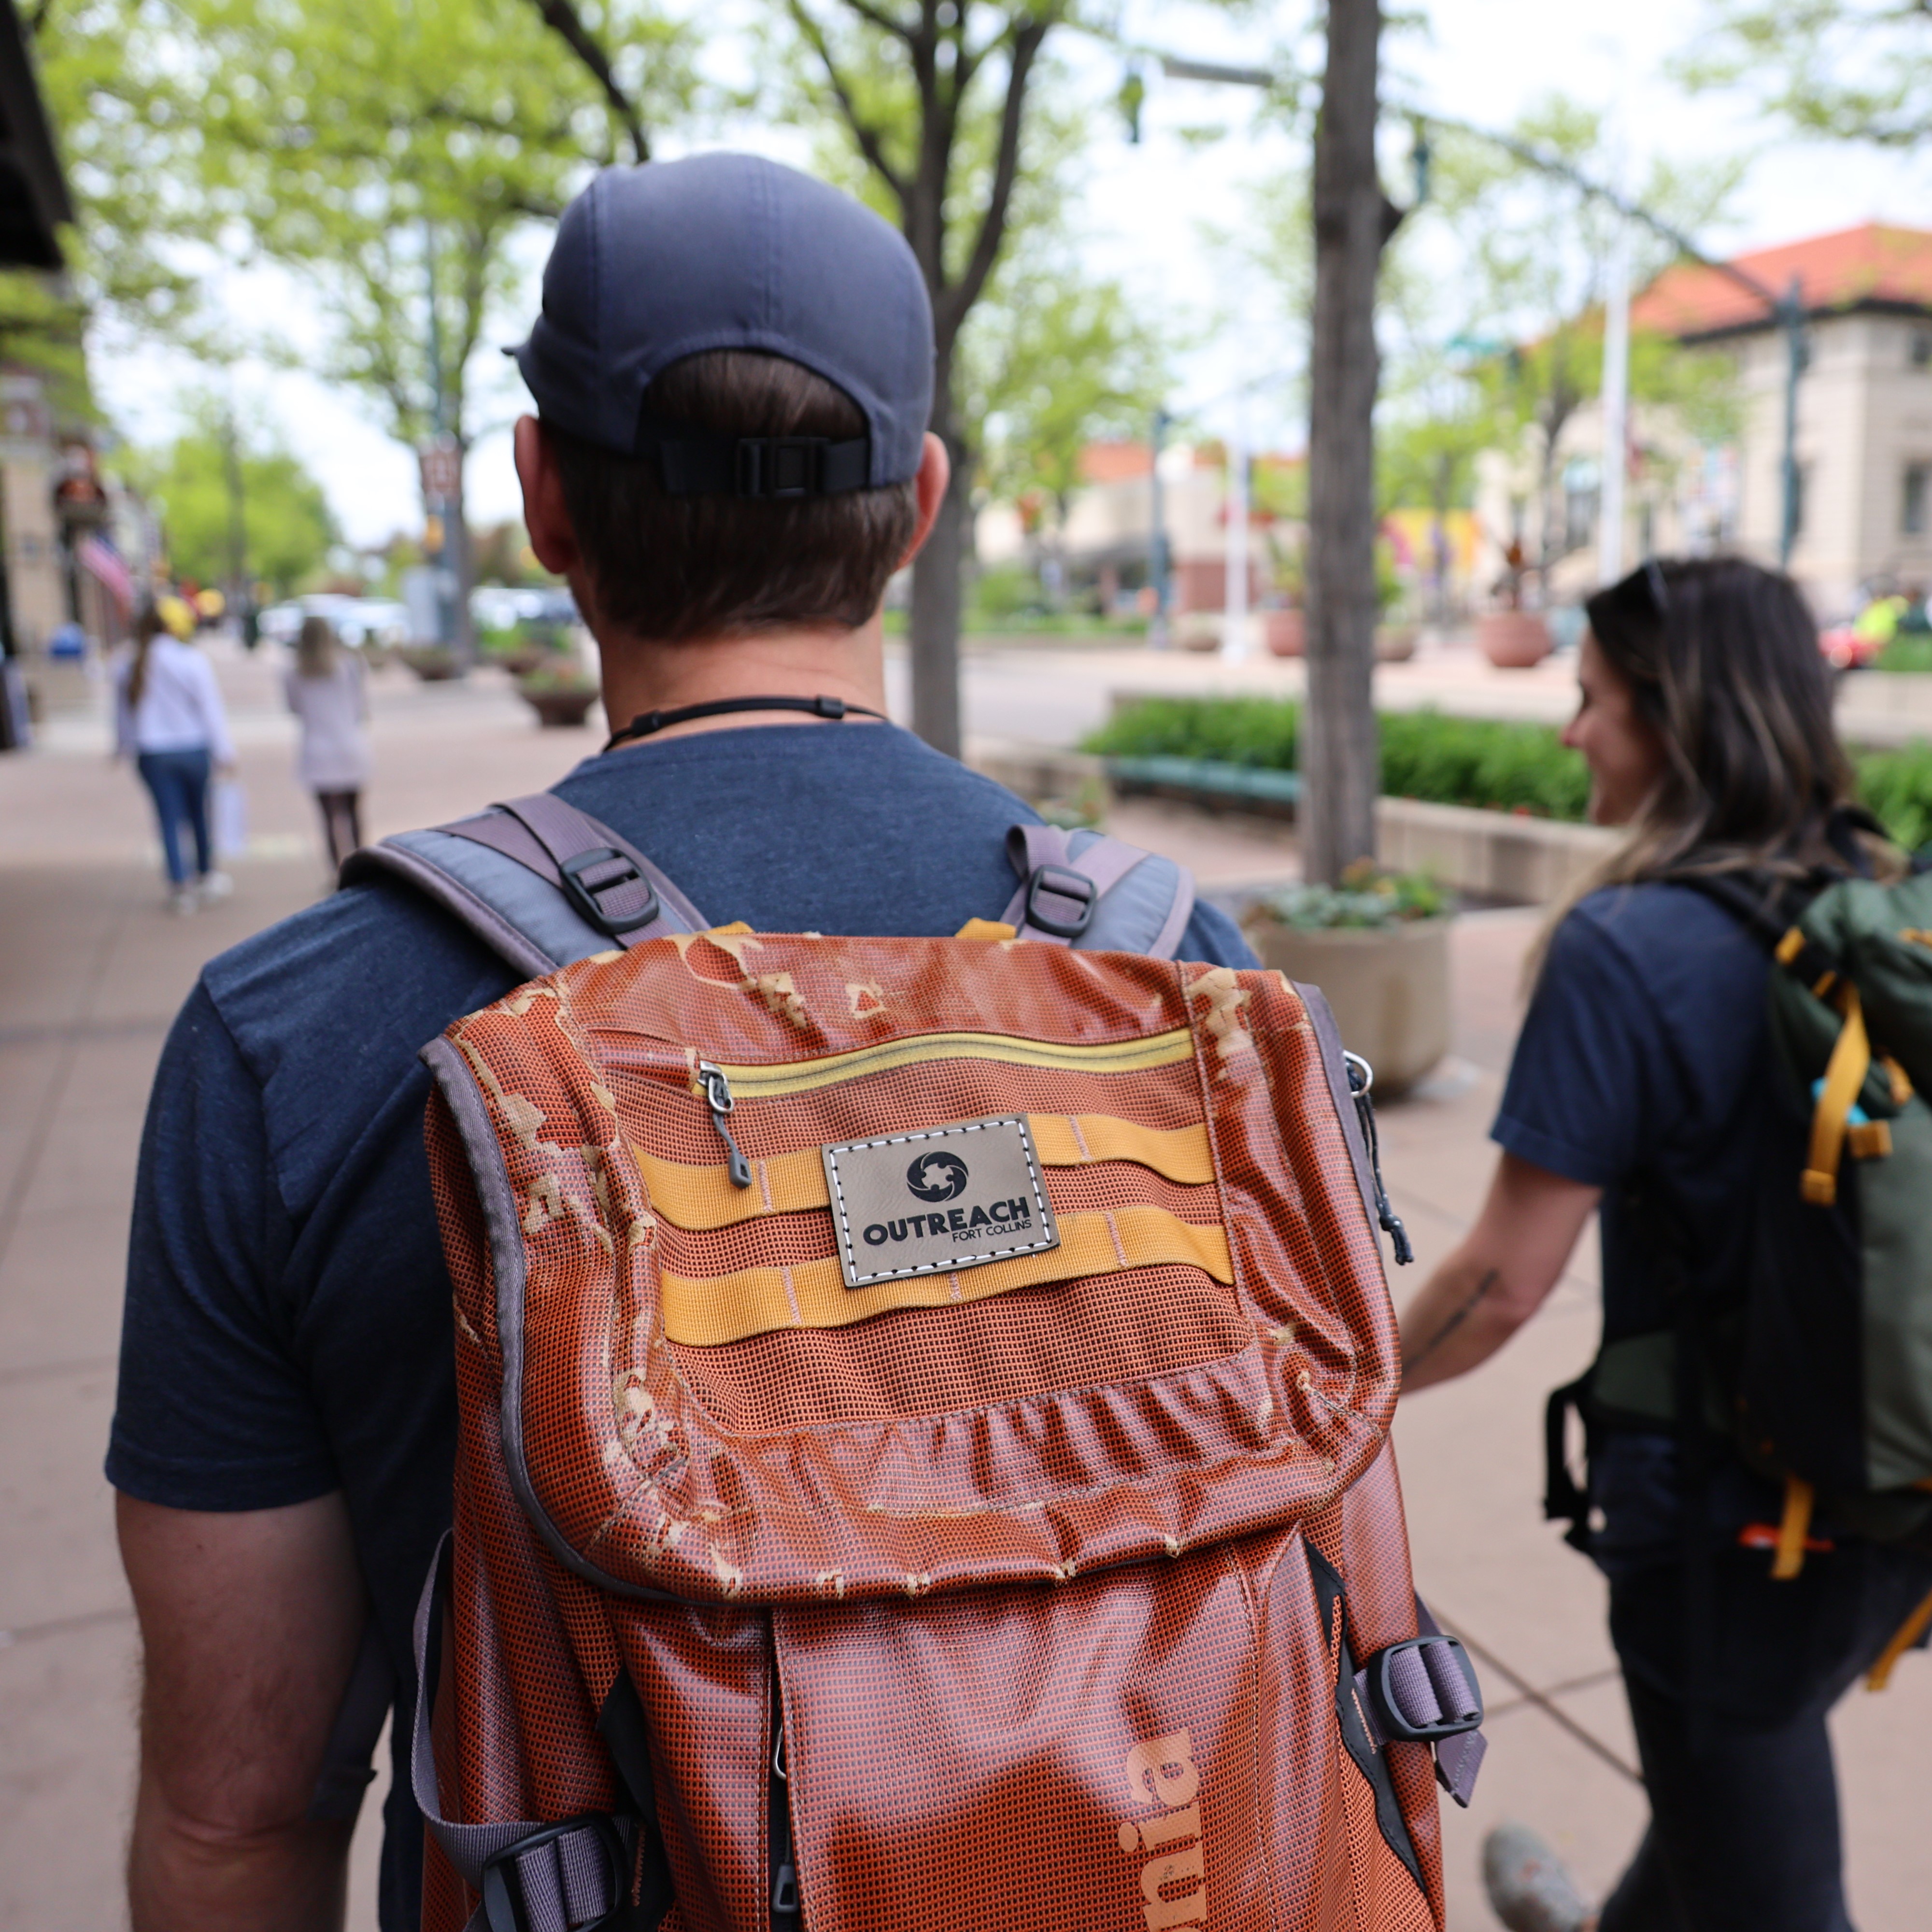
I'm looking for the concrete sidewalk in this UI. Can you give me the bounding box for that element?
[3,637,1930,1930]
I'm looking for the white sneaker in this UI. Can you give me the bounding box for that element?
[168,887,199,917]
[198,870,234,902]
[1483,1824,1594,1932]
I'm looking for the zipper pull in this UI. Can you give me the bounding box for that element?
[696,1061,753,1189]
[1345,1052,1414,1265]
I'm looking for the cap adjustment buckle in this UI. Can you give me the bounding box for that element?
[736,436,825,498]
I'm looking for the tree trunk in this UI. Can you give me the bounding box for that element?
[909,378,966,758]
[1304,0,1398,885]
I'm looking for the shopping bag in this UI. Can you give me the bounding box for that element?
[213,778,248,858]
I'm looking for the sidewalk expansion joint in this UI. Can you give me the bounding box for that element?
[0,1604,135,1650]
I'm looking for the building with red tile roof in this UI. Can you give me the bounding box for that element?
[1630,225,1932,611]
[1633,224,1932,341]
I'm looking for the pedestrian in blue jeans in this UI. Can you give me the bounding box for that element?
[114,602,237,914]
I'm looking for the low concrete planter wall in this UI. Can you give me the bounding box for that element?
[971,743,1620,904]
[1245,917,1450,1094]
[1374,796,1617,904]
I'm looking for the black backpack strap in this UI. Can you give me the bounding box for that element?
[341,793,710,978]
[1664,869,1847,996]
[998,824,1197,957]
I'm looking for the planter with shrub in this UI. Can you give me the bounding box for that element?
[1244,867,1451,1095]
[398,644,463,682]
[516,666,601,728]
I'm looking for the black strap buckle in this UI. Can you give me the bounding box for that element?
[481,1813,629,1932]
[736,436,825,498]
[1360,1635,1484,1744]
[560,847,660,937]
[1023,863,1097,940]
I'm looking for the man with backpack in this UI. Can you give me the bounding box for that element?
[106,155,1268,1931]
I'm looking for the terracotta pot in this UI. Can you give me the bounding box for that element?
[1477,612,1553,668]
[399,645,463,682]
[1242,916,1451,1096]
[1374,624,1418,663]
[520,684,599,728]
[1264,609,1307,657]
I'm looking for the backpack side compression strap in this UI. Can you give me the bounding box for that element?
[999,824,1197,958]
[341,794,711,978]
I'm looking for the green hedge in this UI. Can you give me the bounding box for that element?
[1084,697,1590,820]
[1085,695,1932,848]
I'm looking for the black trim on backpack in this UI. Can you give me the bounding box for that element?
[1306,1546,1426,1896]
[596,1675,678,1930]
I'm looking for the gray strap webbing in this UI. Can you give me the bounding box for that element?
[1348,1598,1488,1809]
[410,1535,633,1932]
[999,824,1197,957]
[341,794,710,979]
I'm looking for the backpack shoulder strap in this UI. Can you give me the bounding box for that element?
[1664,869,1842,988]
[340,792,710,979]
[999,823,1197,958]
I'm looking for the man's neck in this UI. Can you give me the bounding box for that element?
[594,617,888,746]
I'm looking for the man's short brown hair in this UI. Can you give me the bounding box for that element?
[545,350,919,644]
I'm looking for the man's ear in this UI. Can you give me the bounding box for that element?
[514,416,581,576]
[897,432,952,568]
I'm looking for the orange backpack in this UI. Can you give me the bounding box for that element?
[404,886,1484,1932]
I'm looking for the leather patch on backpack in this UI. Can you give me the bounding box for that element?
[822,1114,1060,1289]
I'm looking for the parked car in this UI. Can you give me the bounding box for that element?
[471,585,579,631]
[1820,623,1881,672]
[261,594,410,651]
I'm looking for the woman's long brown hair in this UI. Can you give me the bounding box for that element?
[125,602,169,709]
[296,613,338,679]
[1532,556,1863,977]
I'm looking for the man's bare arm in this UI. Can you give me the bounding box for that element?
[120,1491,367,1932]
[1398,1152,1601,1393]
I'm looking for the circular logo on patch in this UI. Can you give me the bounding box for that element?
[905,1150,969,1202]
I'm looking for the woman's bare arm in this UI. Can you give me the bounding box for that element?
[1398,1152,1601,1393]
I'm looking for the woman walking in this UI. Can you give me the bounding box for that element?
[114,600,235,914]
[283,613,371,871]
[1399,556,1932,1932]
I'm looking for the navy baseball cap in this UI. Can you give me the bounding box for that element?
[511,152,934,497]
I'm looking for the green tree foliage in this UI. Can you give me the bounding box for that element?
[1680,0,1932,150]
[1082,696,1594,820]
[28,1,210,346]
[129,409,338,596]
[1401,97,1741,572]
[178,0,693,448]
[33,0,696,651]
[963,255,1167,539]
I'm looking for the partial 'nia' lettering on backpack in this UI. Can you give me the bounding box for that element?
[1116,1731,1208,1930]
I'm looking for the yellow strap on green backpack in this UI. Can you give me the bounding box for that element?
[1802,985,1871,1208]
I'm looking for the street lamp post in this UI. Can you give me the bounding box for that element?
[1149,407,1171,648]
[1778,275,1806,568]
[1224,427,1250,662]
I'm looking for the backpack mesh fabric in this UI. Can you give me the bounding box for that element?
[419,930,1447,1931]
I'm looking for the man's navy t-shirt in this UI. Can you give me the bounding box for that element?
[1490,880,1785,1567]
[105,722,1255,1931]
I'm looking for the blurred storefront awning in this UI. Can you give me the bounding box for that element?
[0,2,71,270]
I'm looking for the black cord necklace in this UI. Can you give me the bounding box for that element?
[602,693,886,754]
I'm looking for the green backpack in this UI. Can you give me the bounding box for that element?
[1546,858,1932,1682]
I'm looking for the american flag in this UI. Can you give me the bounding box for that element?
[76,532,134,615]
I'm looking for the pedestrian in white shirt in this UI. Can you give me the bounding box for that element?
[283,615,371,871]
[114,602,236,913]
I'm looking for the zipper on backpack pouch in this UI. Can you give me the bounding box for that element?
[699,1025,1196,1100]
[695,1060,753,1189]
